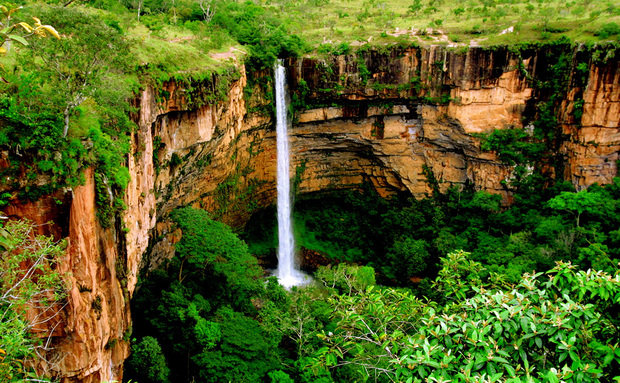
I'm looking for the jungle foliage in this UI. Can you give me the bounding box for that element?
[245,173,620,290]
[0,0,618,381]
[128,207,284,383]
[0,0,307,227]
[306,253,620,382]
[132,207,620,382]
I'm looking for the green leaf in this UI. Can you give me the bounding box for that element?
[8,34,28,46]
[519,349,529,369]
[535,337,542,348]
[472,330,478,342]
[494,322,503,336]
[569,350,579,363]
[492,356,510,364]
[546,371,560,383]
[505,364,516,378]
[325,353,337,366]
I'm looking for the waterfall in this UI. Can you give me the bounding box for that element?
[274,60,309,288]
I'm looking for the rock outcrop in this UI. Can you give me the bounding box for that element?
[3,168,130,382]
[1,43,618,381]
[561,57,620,188]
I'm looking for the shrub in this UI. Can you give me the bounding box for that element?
[126,336,170,383]
[384,237,430,281]
[596,22,620,38]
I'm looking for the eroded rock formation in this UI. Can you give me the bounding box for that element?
[3,168,129,382]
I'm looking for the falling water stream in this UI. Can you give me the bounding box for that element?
[274,60,310,288]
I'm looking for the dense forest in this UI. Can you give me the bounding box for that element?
[128,175,620,382]
[0,0,619,381]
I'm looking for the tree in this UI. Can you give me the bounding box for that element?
[125,336,170,383]
[309,253,620,382]
[310,280,428,382]
[130,207,274,382]
[21,6,133,137]
[0,219,67,381]
[384,237,430,282]
[198,0,215,22]
[548,189,611,227]
[1,5,134,219]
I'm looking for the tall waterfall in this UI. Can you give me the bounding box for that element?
[274,60,308,288]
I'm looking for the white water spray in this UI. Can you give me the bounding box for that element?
[274,60,309,288]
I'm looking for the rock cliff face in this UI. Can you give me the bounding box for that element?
[138,44,619,268]
[4,168,130,382]
[1,44,618,381]
[560,58,620,188]
[285,45,619,198]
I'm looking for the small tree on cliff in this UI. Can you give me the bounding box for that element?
[548,189,612,227]
[17,6,133,138]
[0,219,67,381]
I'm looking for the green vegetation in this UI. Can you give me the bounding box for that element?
[307,254,620,382]
[259,0,619,49]
[1,5,135,224]
[0,220,67,381]
[0,0,617,223]
[0,0,315,225]
[134,134,620,383]
[125,336,170,383]
[0,4,59,55]
[133,205,620,381]
[128,207,282,383]
[246,173,620,287]
[0,0,619,381]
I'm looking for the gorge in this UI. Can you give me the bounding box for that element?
[2,41,619,381]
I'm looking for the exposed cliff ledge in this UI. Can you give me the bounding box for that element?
[560,59,620,187]
[284,45,618,194]
[1,43,618,381]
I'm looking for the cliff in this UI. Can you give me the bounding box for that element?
[4,168,130,382]
[137,43,619,270]
[1,43,618,381]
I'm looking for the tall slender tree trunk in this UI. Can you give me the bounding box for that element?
[63,106,70,138]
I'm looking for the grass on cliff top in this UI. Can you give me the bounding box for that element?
[121,0,619,78]
[266,0,620,51]
[13,3,245,81]
[14,0,618,83]
[128,23,245,82]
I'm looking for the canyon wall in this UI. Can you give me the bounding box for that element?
[4,168,130,382]
[560,56,620,187]
[1,43,618,381]
[139,44,619,269]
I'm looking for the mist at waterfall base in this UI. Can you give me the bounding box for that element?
[274,61,311,289]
